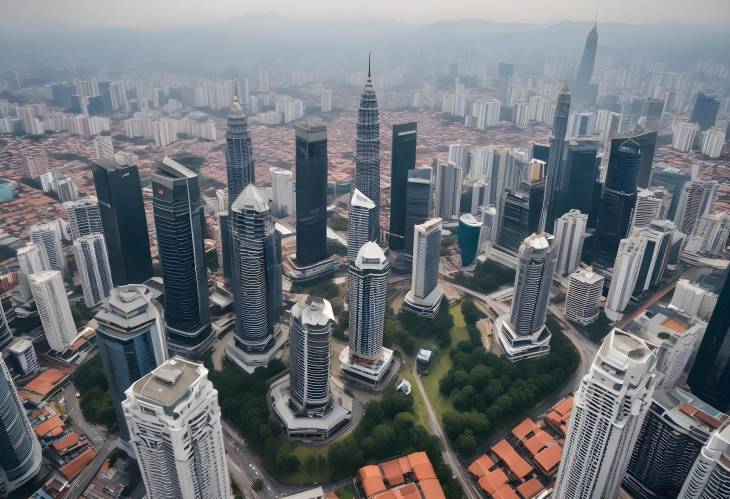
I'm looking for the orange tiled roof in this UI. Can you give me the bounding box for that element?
[491,439,533,480]
[418,478,447,499]
[25,368,66,396]
[477,468,508,495]
[52,432,81,453]
[34,416,64,438]
[360,465,386,498]
[408,452,437,482]
[381,457,408,486]
[511,418,539,442]
[522,431,555,457]
[492,485,520,499]
[60,447,96,481]
[552,397,573,418]
[516,477,545,499]
[468,455,495,478]
[534,444,563,475]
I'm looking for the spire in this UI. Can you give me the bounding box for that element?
[368,52,371,78]
[229,95,244,118]
[561,81,570,94]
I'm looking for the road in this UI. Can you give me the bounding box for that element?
[62,382,106,447]
[64,439,116,499]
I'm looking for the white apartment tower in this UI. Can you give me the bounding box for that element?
[16,243,50,302]
[347,189,376,263]
[435,161,463,221]
[554,328,658,499]
[631,189,662,230]
[403,218,444,318]
[73,234,113,307]
[321,89,333,113]
[63,197,103,240]
[30,223,68,277]
[605,235,647,320]
[122,357,231,499]
[564,269,604,325]
[672,122,699,152]
[554,210,588,276]
[269,167,295,217]
[678,420,730,498]
[28,271,76,352]
[94,135,114,159]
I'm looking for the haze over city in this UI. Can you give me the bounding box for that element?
[0,1,729,499]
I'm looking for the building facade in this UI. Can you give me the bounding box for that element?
[354,60,381,241]
[73,233,113,307]
[29,270,76,352]
[564,269,604,325]
[63,197,103,240]
[389,122,417,250]
[348,189,376,263]
[295,124,328,266]
[404,218,444,318]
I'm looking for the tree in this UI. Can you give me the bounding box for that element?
[252,479,264,492]
[456,430,476,457]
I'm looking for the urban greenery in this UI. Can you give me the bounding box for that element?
[453,260,515,294]
[578,311,613,343]
[72,356,117,432]
[399,296,454,348]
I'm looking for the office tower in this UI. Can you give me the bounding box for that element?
[348,189,376,263]
[641,98,665,131]
[554,210,587,276]
[295,124,328,266]
[699,127,725,158]
[670,279,718,321]
[152,157,212,357]
[0,356,42,494]
[532,143,550,163]
[52,83,75,109]
[469,180,488,216]
[541,83,570,233]
[630,130,658,189]
[16,243,49,302]
[687,212,730,257]
[29,271,76,352]
[572,23,598,107]
[651,165,690,220]
[678,420,730,498]
[94,135,114,159]
[321,89,333,112]
[404,218,444,318]
[8,338,39,376]
[404,167,433,255]
[605,235,647,319]
[30,222,68,278]
[458,214,481,268]
[122,357,231,499]
[73,233,113,308]
[354,58,381,241]
[625,388,724,499]
[64,197,102,240]
[0,305,11,349]
[631,189,662,230]
[558,139,599,216]
[225,96,255,208]
[673,122,700,152]
[479,205,498,252]
[564,269,604,325]
[389,122,417,250]
[435,161,463,222]
[496,233,557,361]
[594,138,642,271]
[92,159,153,286]
[95,284,168,441]
[448,143,471,170]
[227,185,283,371]
[690,92,720,131]
[496,162,545,255]
[52,177,79,203]
[215,189,231,279]
[677,180,718,237]
[632,220,676,297]
[688,273,730,411]
[269,167,294,217]
[554,329,657,499]
[504,148,530,191]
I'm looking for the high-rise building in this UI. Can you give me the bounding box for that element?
[16,243,49,302]
[152,157,212,357]
[699,127,725,158]
[496,233,557,361]
[673,122,700,152]
[631,189,662,230]
[447,143,471,171]
[458,214,481,268]
[64,197,103,241]
[227,185,283,372]
[677,180,717,238]
[605,235,647,319]
[404,218,444,318]
[270,167,294,217]
[628,130,658,190]
[651,165,690,221]
[564,268,604,325]
[496,161,545,255]
[554,329,657,499]
[678,420,730,498]
[556,138,599,217]
[641,98,665,131]
[572,23,598,107]
[94,135,114,159]
[321,89,333,112]
[632,220,677,298]
[404,167,433,255]
[348,189,376,263]
[670,279,718,321]
[8,338,39,376]
[0,302,11,349]
[389,123,417,250]
[478,205,498,254]
[0,356,42,495]
[690,92,720,131]
[354,59,381,241]
[225,96,255,207]
[295,124,328,266]
[625,388,725,499]
[686,212,730,257]
[435,161,463,222]
[554,210,587,276]
[122,357,232,499]
[91,159,153,286]
[29,270,76,352]
[688,272,730,412]
[95,285,168,441]
[73,233,113,307]
[30,222,68,278]
[541,82,570,233]
[52,176,80,202]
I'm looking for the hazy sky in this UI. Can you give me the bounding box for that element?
[3,0,730,30]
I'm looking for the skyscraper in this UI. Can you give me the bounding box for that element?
[348,189,376,263]
[16,243,49,302]
[95,284,168,441]
[677,180,718,238]
[30,222,68,278]
[354,56,381,241]
[688,272,730,412]
[651,165,690,221]
[573,23,598,107]
[632,220,676,298]
[404,167,433,255]
[73,233,113,307]
[0,356,42,495]
[605,235,647,319]
[689,92,720,131]
[404,218,444,318]
[557,138,600,217]
[541,82,570,233]
[227,185,283,372]
[123,357,232,499]
[678,419,730,498]
[152,157,212,357]
[564,269,604,325]
[458,214,481,268]
[269,167,295,218]
[225,96,255,205]
[389,122,417,250]
[29,270,76,352]
[496,233,557,361]
[554,210,587,276]
[631,189,662,230]
[435,161,463,222]
[64,197,103,241]
[295,124,328,266]
[554,329,657,499]
[91,159,153,286]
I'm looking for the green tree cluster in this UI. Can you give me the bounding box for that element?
[72,356,117,431]
[453,261,515,294]
[400,297,454,348]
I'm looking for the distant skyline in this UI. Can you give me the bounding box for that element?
[2,0,729,33]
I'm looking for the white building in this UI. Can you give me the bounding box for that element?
[73,234,113,308]
[564,269,604,325]
[447,143,470,170]
[403,218,444,318]
[567,111,595,138]
[605,235,647,320]
[554,210,588,276]
[122,357,232,499]
[435,161,463,222]
[672,121,700,152]
[94,135,114,159]
[699,127,725,158]
[321,89,333,113]
[30,223,68,277]
[347,189,376,263]
[9,338,39,375]
[669,279,718,321]
[28,271,77,352]
[472,99,501,129]
[631,189,662,230]
[23,155,50,179]
[63,197,102,240]
[269,167,295,217]
[16,243,50,302]
[478,205,498,254]
[554,329,657,499]
[678,420,730,498]
[513,102,529,129]
[52,177,79,202]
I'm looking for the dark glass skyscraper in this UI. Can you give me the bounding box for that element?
[95,285,168,441]
[541,83,570,233]
[354,57,381,241]
[688,272,730,411]
[152,157,212,357]
[226,96,255,205]
[295,124,328,266]
[404,167,433,255]
[388,122,417,250]
[690,92,720,131]
[630,130,658,189]
[558,139,599,216]
[91,159,153,286]
[573,23,598,107]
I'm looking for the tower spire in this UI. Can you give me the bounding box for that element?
[368,52,371,78]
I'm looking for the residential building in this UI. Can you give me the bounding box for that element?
[29,271,76,352]
[73,233,113,307]
[93,135,114,159]
[564,269,604,325]
[404,218,443,318]
[678,420,730,498]
[63,197,102,241]
[554,210,587,276]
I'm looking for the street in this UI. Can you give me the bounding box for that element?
[62,382,106,447]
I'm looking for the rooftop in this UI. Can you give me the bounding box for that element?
[232,183,270,213]
[351,188,376,209]
[131,357,202,409]
[291,295,335,327]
